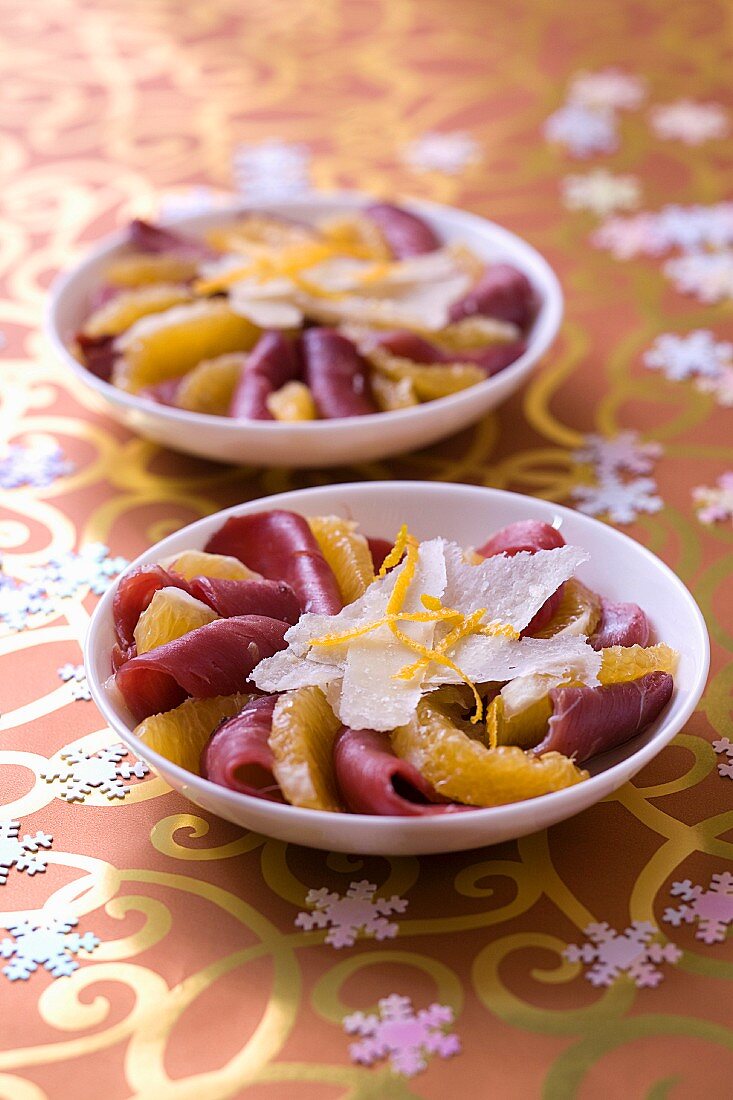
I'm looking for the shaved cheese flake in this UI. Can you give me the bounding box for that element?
[426,634,601,688]
[252,649,339,693]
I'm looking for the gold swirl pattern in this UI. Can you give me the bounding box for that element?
[1,0,733,1095]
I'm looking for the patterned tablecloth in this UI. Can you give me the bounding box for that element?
[2,0,733,1095]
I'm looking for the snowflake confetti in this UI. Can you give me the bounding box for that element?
[713,736,733,776]
[573,432,662,477]
[593,204,733,259]
[663,873,733,944]
[344,994,460,1077]
[57,663,91,701]
[664,251,733,303]
[0,822,53,886]
[564,921,681,987]
[295,880,407,948]
[693,474,733,525]
[696,366,733,407]
[571,475,663,525]
[0,443,75,490]
[568,68,646,112]
[232,139,312,202]
[157,186,232,221]
[1,910,99,981]
[650,100,728,145]
[401,131,479,175]
[643,331,733,382]
[544,103,618,158]
[34,543,128,599]
[591,212,662,260]
[41,746,149,802]
[562,169,640,218]
[0,572,48,632]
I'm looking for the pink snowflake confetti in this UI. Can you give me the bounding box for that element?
[696,366,733,407]
[591,212,663,259]
[158,187,233,221]
[692,473,733,524]
[232,139,312,202]
[664,251,733,303]
[0,822,53,885]
[564,921,681,987]
[643,331,733,382]
[295,880,407,948]
[568,68,646,112]
[562,169,640,218]
[544,103,618,158]
[650,100,728,145]
[344,994,460,1077]
[663,873,733,944]
[402,131,479,175]
[713,737,733,777]
[593,204,733,259]
[0,443,75,490]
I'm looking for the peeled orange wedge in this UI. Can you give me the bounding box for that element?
[369,351,484,400]
[205,215,318,254]
[392,695,586,806]
[534,579,602,639]
[82,284,193,339]
[175,353,246,415]
[266,380,318,421]
[166,549,260,582]
[485,691,553,750]
[135,693,251,774]
[319,213,393,261]
[133,588,218,654]
[106,252,200,288]
[269,687,342,811]
[424,315,519,352]
[370,372,419,412]
[113,300,260,393]
[599,643,678,685]
[308,515,375,603]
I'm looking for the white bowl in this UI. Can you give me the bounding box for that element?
[46,195,563,468]
[85,482,709,856]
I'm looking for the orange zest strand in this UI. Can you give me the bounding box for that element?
[378,524,410,578]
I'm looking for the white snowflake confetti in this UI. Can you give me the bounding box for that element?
[34,543,128,599]
[664,251,733,303]
[344,994,460,1077]
[157,186,232,221]
[693,474,733,525]
[0,443,75,490]
[0,572,48,632]
[0,822,53,886]
[571,475,663,525]
[650,100,728,145]
[232,139,312,202]
[573,431,662,477]
[713,735,733,775]
[295,880,407,948]
[41,746,149,802]
[544,103,618,158]
[1,910,99,981]
[591,212,662,260]
[562,169,640,218]
[564,921,681,987]
[401,131,479,175]
[696,366,733,407]
[568,69,646,112]
[643,331,733,382]
[663,872,733,944]
[57,663,91,701]
[593,204,733,259]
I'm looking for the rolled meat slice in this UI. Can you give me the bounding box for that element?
[473,339,526,376]
[201,695,283,800]
[367,330,448,364]
[302,328,378,419]
[204,509,343,615]
[188,576,301,624]
[229,331,301,420]
[113,565,193,652]
[589,599,651,650]
[367,536,394,573]
[128,218,212,259]
[449,263,535,329]
[534,671,674,763]
[334,727,472,815]
[116,615,289,721]
[476,520,566,634]
[76,333,116,382]
[364,203,441,258]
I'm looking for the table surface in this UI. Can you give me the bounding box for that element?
[2,1,733,1096]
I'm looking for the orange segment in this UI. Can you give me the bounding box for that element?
[266,380,318,421]
[166,549,261,581]
[368,350,484,400]
[485,691,553,750]
[83,284,193,339]
[134,693,251,774]
[113,300,260,393]
[599,643,678,685]
[370,372,419,411]
[204,215,319,254]
[106,252,200,288]
[534,578,602,639]
[175,353,246,415]
[392,695,587,806]
[133,588,218,654]
[307,515,375,603]
[319,213,393,261]
[269,687,343,811]
[422,316,519,352]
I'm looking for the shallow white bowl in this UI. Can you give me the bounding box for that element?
[85,482,709,856]
[47,195,563,468]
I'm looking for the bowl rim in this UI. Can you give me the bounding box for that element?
[85,480,711,838]
[45,191,564,435]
